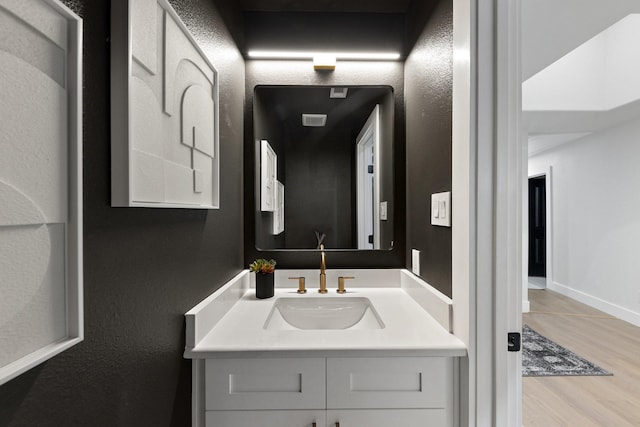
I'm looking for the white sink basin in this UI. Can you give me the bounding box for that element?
[264,297,385,330]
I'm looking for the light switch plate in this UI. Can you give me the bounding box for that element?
[431,191,451,227]
[412,249,420,275]
[380,201,388,220]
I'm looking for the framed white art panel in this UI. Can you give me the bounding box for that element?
[260,140,277,212]
[111,0,220,209]
[0,0,83,385]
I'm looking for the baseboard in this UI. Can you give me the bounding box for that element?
[548,281,640,327]
[522,300,530,313]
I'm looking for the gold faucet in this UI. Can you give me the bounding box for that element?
[319,244,327,293]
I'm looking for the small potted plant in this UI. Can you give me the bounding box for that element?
[249,258,276,299]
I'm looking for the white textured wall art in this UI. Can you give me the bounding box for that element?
[0,0,83,385]
[111,0,220,208]
[260,140,277,212]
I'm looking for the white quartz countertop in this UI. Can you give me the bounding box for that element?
[184,274,467,358]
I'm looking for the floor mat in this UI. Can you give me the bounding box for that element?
[522,325,613,377]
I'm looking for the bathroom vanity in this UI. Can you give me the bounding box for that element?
[184,269,466,427]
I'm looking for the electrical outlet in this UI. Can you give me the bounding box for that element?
[380,201,388,220]
[412,249,420,276]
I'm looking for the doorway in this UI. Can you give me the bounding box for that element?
[528,176,546,288]
[526,167,552,291]
[356,105,381,250]
[356,135,374,249]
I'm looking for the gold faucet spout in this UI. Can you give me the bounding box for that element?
[319,244,327,293]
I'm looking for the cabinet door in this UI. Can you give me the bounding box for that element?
[326,409,447,427]
[327,357,451,409]
[205,358,325,410]
[206,410,325,427]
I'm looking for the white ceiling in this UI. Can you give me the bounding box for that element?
[522,0,640,156]
[524,14,640,112]
[522,0,640,80]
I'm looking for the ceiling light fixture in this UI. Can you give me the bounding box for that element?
[313,55,336,71]
[247,51,401,61]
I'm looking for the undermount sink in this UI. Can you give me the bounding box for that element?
[264,297,385,330]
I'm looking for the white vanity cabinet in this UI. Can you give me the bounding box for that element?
[186,271,467,427]
[202,356,456,427]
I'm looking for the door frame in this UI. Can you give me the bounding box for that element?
[526,165,553,290]
[356,105,381,250]
[493,0,523,425]
[452,0,523,425]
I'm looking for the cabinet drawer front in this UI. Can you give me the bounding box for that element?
[206,410,325,427]
[327,409,447,427]
[205,358,326,410]
[326,357,451,409]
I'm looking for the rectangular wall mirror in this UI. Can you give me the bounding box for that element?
[253,86,394,251]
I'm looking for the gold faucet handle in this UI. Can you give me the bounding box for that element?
[337,276,354,294]
[289,277,306,294]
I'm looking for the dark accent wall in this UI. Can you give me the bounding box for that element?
[284,124,354,249]
[244,61,406,268]
[238,0,413,13]
[0,1,245,426]
[405,0,453,297]
[244,11,405,54]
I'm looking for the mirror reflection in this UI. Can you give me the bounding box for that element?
[254,86,394,250]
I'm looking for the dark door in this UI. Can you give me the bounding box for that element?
[528,176,546,277]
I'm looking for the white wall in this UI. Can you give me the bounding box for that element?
[603,14,640,109]
[522,35,605,111]
[528,117,640,326]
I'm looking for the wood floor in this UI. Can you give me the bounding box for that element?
[523,289,640,426]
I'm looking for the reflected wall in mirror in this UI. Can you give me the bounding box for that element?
[254,86,394,250]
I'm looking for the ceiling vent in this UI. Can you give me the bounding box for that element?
[302,114,327,127]
[330,87,348,98]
